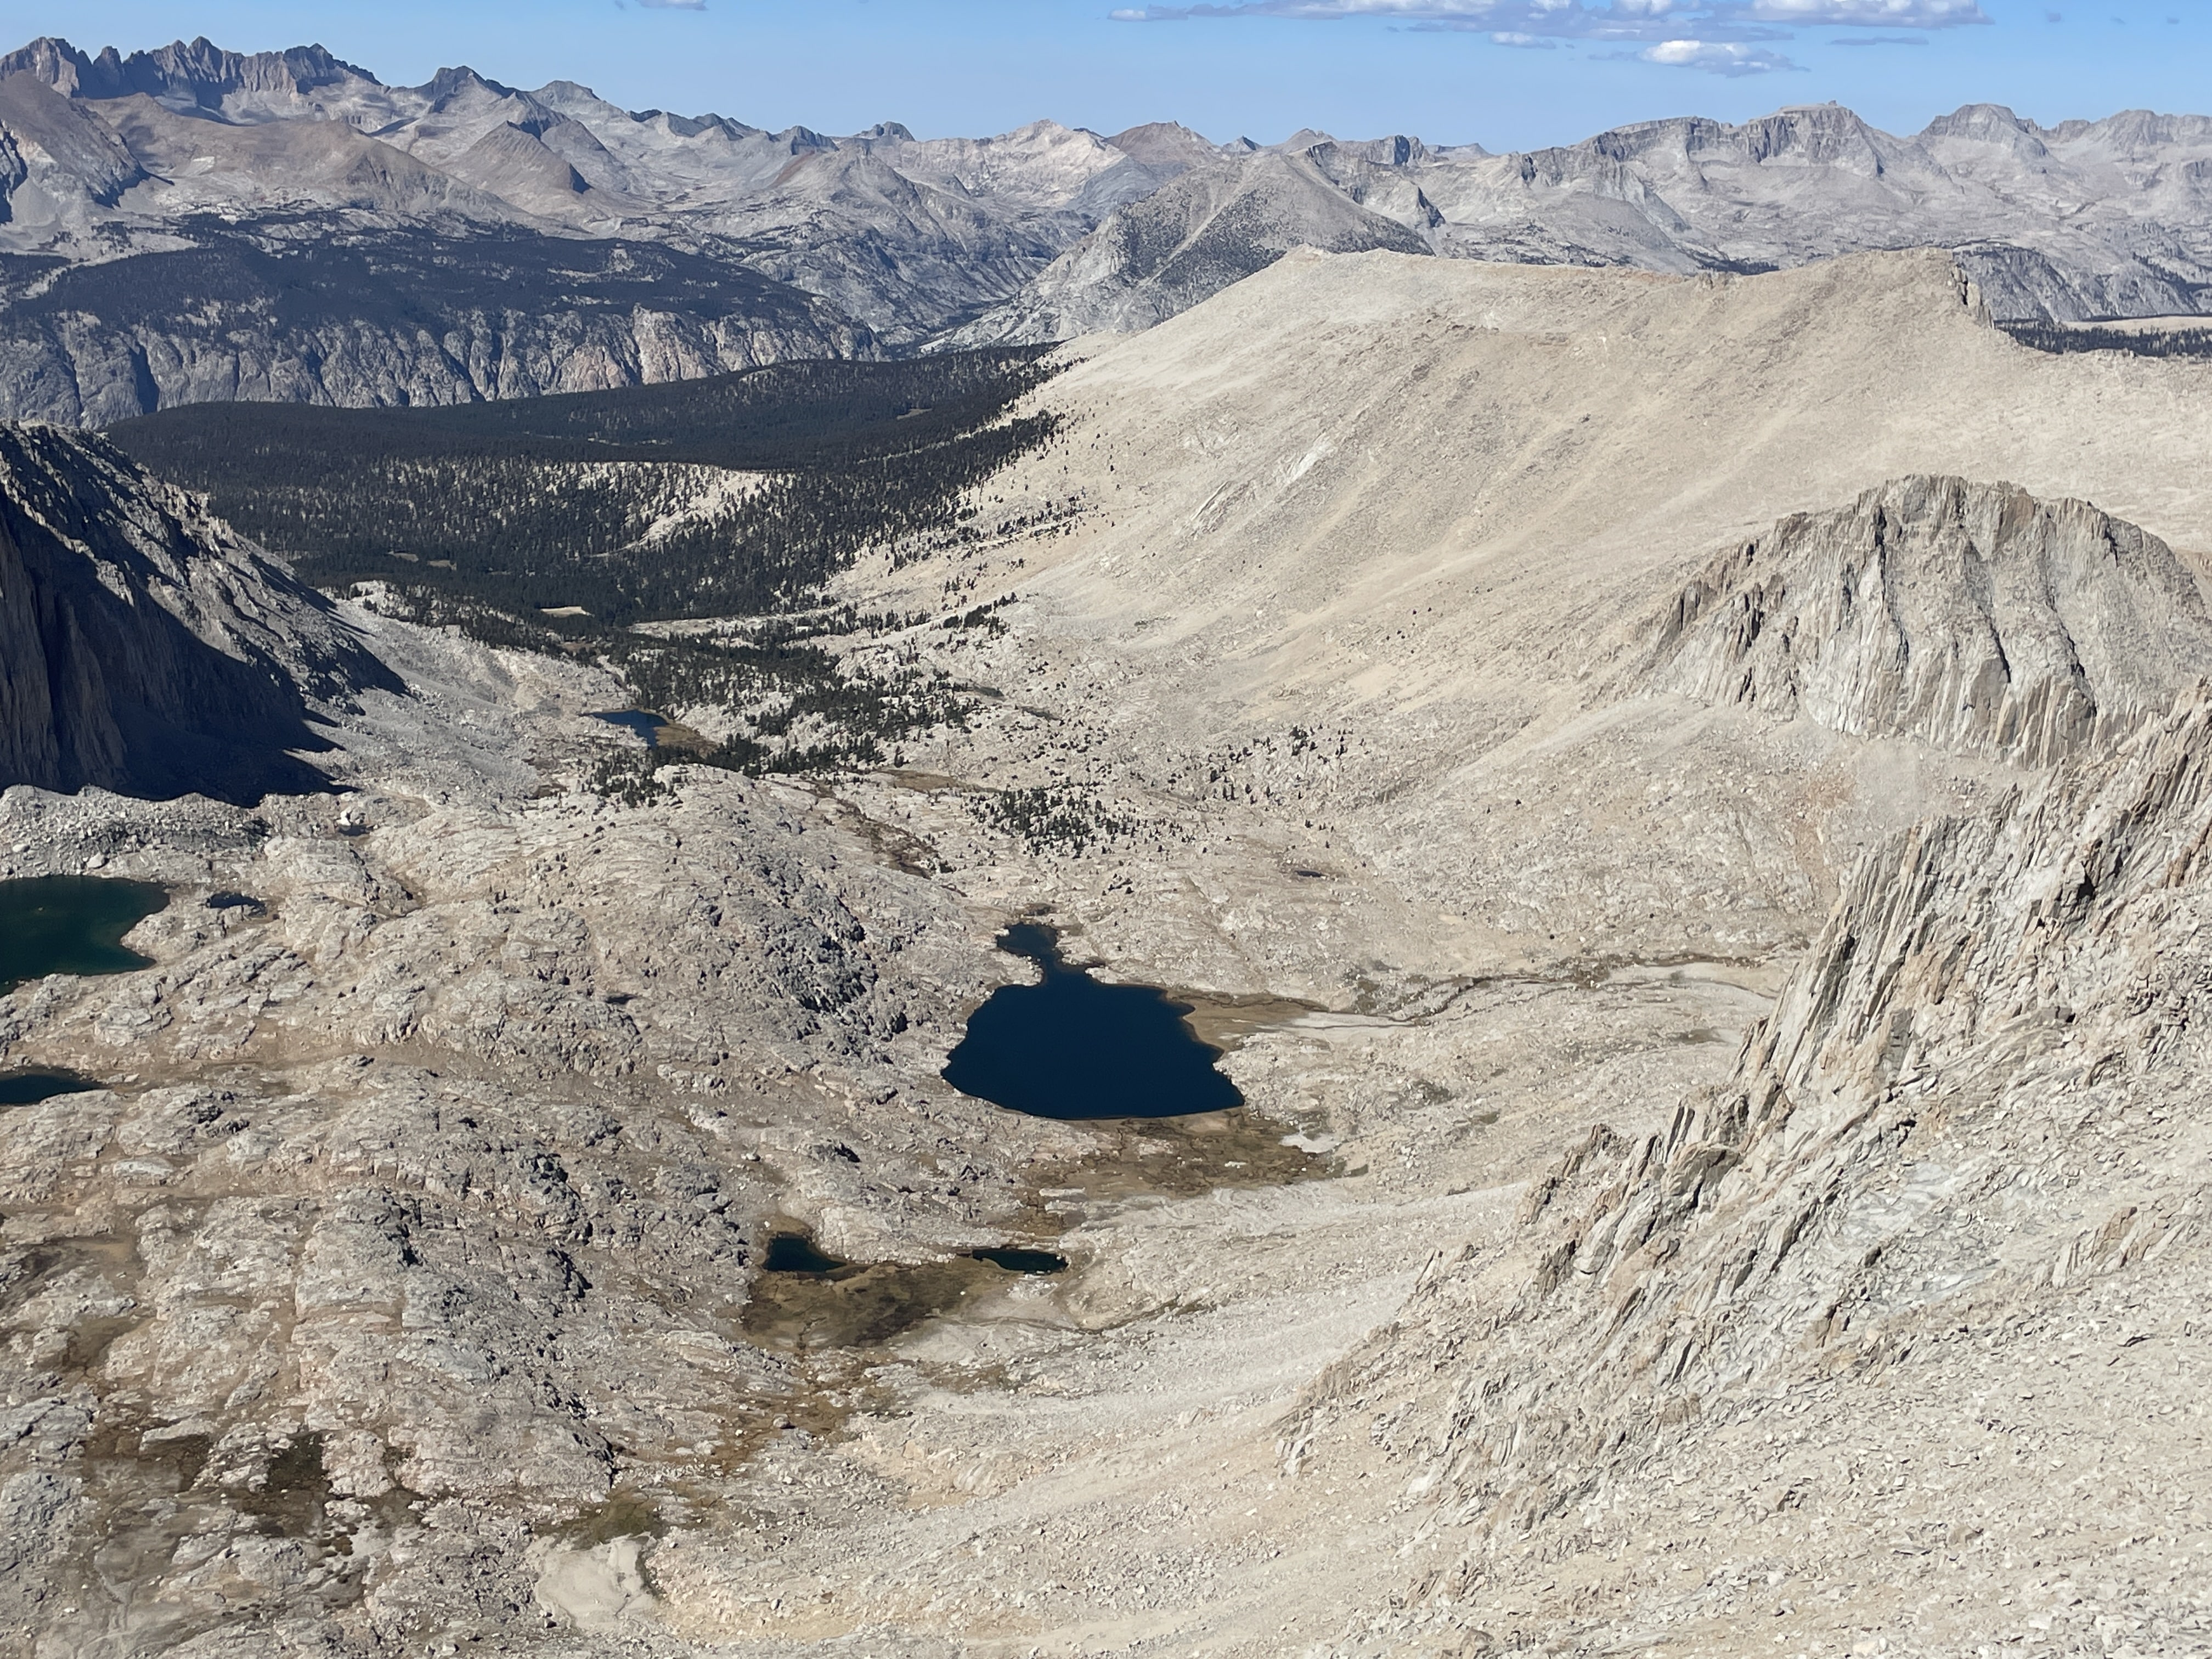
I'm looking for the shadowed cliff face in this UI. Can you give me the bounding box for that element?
[0,422,398,804]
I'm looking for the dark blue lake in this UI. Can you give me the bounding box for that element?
[0,876,169,995]
[941,923,1244,1120]
[589,710,667,747]
[0,1071,101,1107]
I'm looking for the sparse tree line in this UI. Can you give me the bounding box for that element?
[101,351,1074,791]
[1999,320,2212,359]
[106,349,1064,624]
[974,785,1138,857]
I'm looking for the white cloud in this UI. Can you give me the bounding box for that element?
[1627,37,1802,70]
[1111,2,1784,38]
[636,0,708,9]
[1733,0,1988,22]
[1109,0,1991,35]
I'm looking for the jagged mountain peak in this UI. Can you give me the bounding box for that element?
[3,31,2212,400]
[0,34,382,111]
[136,36,374,98]
[0,35,98,95]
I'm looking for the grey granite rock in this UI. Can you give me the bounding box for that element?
[1632,476,2212,765]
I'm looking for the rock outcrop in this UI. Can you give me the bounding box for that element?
[0,682,1044,1649]
[0,422,397,802]
[1634,476,2212,765]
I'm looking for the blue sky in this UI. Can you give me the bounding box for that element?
[7,2,2210,149]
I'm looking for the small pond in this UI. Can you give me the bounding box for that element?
[0,1070,101,1107]
[941,923,1244,1120]
[763,1232,848,1275]
[762,1232,1068,1282]
[0,876,170,995]
[589,710,668,748]
[745,1228,1069,1349]
[969,1246,1068,1275]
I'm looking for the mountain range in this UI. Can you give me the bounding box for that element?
[4,34,2212,419]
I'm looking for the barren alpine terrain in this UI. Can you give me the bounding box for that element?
[5,244,2212,1659]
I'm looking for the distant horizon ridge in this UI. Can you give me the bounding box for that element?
[4,30,2205,154]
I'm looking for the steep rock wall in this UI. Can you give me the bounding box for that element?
[0,231,875,426]
[0,422,398,802]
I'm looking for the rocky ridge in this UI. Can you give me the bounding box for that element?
[963,102,2212,343]
[1294,678,2212,1654]
[946,149,1430,346]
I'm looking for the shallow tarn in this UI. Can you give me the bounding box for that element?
[588,709,668,747]
[743,1227,1069,1351]
[738,925,1334,1351]
[0,1070,103,1107]
[0,874,169,994]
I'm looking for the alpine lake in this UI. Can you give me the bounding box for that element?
[0,874,168,1104]
[744,923,1328,1352]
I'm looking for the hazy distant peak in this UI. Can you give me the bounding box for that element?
[1299,133,1430,169]
[2064,107,2212,151]
[1920,103,2052,162]
[1104,121,1223,168]
[419,65,520,108]
[1922,101,2036,136]
[772,124,835,153]
[639,108,757,139]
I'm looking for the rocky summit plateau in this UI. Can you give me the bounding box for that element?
[3,29,2212,1659]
